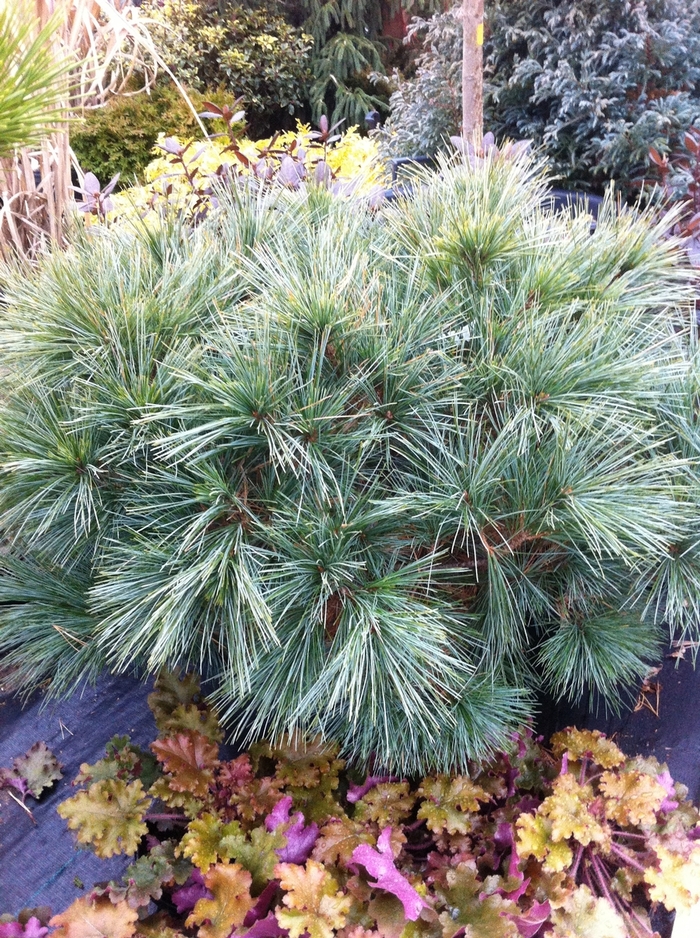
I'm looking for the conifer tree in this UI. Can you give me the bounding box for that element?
[0,155,698,772]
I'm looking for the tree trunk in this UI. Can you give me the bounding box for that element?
[462,0,484,142]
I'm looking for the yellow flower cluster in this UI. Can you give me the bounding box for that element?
[108,125,386,222]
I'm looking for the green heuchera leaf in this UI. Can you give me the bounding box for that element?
[417,776,491,835]
[550,884,626,938]
[435,863,519,938]
[57,778,151,858]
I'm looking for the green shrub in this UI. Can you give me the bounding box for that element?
[138,1,313,138]
[0,155,699,772]
[380,1,700,195]
[70,83,232,188]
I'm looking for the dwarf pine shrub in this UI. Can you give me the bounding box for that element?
[0,156,698,772]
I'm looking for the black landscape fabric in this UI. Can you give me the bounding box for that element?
[0,674,155,915]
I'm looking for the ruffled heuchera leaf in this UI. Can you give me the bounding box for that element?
[254,736,344,792]
[550,730,624,769]
[75,737,160,790]
[312,817,375,867]
[148,776,204,816]
[644,845,700,910]
[417,776,490,835]
[120,852,174,908]
[221,822,287,889]
[179,814,242,872]
[148,671,203,734]
[435,863,519,938]
[57,779,151,857]
[351,828,426,921]
[2,742,63,799]
[599,769,667,828]
[275,859,353,938]
[172,869,212,915]
[151,731,219,799]
[49,897,138,938]
[186,862,254,938]
[549,884,626,938]
[516,815,573,872]
[229,775,286,822]
[545,775,609,847]
[353,783,416,828]
[0,917,49,938]
[159,703,223,743]
[265,796,319,864]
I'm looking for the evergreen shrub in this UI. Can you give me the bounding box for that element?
[1,154,699,773]
[380,1,700,195]
[138,0,313,138]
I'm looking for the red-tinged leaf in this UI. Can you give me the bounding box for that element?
[201,102,224,117]
[649,147,666,167]
[685,132,700,155]
[351,827,426,921]
[8,742,63,798]
[312,816,374,867]
[186,862,254,938]
[49,897,138,938]
[151,731,219,798]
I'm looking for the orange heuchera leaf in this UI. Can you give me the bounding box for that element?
[644,845,700,911]
[275,859,354,938]
[599,770,667,828]
[151,731,219,799]
[416,776,490,835]
[186,861,254,938]
[550,729,624,769]
[229,775,285,822]
[312,817,375,867]
[49,896,138,938]
[57,778,151,858]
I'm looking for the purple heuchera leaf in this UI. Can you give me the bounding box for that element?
[243,880,279,928]
[265,795,319,864]
[0,920,48,938]
[657,769,679,812]
[347,775,396,804]
[235,912,288,938]
[506,900,551,938]
[171,868,212,914]
[351,827,426,921]
[266,796,294,831]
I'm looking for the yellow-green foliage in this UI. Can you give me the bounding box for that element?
[71,83,233,188]
[109,126,385,220]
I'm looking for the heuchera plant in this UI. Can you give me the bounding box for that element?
[3,673,699,938]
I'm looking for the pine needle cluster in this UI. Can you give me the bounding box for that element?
[0,154,698,773]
